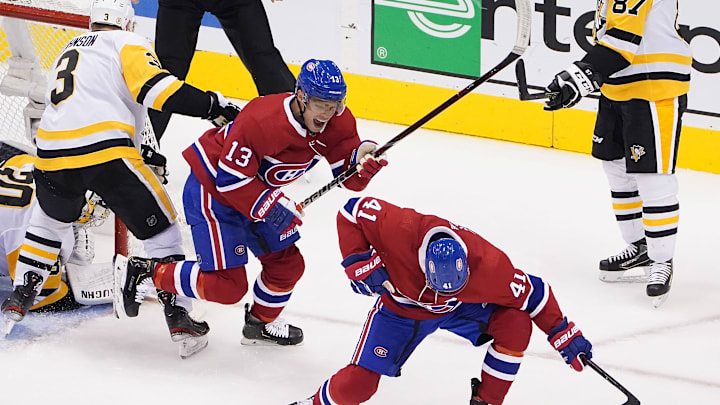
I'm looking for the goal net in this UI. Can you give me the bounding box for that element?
[0,0,165,258]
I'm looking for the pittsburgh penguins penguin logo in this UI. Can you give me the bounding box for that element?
[630,145,646,162]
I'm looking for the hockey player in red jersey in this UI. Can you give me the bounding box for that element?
[116,59,388,346]
[291,197,592,405]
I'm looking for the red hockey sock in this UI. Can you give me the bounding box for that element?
[152,261,248,304]
[250,245,305,322]
[314,365,380,405]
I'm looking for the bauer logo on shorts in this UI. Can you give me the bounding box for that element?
[630,145,646,162]
[374,346,388,358]
[235,245,245,255]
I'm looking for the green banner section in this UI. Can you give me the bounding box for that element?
[372,0,482,77]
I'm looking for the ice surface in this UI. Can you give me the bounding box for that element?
[1,111,718,404]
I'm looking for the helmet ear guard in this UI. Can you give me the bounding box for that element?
[424,238,469,295]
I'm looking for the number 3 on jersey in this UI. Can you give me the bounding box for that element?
[357,198,382,222]
[51,49,80,106]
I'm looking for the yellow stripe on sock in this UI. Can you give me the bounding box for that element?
[643,216,679,226]
[613,201,643,210]
[21,244,59,261]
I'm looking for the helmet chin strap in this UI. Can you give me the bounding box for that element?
[294,95,318,137]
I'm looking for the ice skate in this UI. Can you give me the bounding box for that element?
[598,238,651,283]
[241,303,303,346]
[646,260,672,308]
[289,397,314,405]
[158,290,209,358]
[1,271,43,336]
[112,255,155,318]
[470,377,489,405]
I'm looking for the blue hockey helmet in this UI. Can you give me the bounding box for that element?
[296,59,347,109]
[424,238,469,294]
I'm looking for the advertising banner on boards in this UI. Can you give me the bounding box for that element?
[372,0,483,78]
[371,0,719,118]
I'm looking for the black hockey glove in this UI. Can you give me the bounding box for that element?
[141,144,169,185]
[206,91,241,127]
[544,62,602,111]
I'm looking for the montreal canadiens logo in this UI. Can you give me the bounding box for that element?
[235,245,245,255]
[306,62,316,71]
[264,162,311,187]
[374,346,388,358]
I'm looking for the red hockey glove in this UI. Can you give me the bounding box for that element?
[250,189,303,234]
[353,141,388,179]
[342,249,395,296]
[548,317,593,372]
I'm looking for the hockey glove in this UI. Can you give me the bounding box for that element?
[544,62,602,111]
[251,189,303,234]
[352,140,388,179]
[140,144,169,184]
[548,317,593,372]
[342,249,394,296]
[206,91,242,127]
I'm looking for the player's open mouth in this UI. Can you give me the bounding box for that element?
[313,118,326,128]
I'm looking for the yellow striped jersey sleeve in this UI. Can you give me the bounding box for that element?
[119,43,183,111]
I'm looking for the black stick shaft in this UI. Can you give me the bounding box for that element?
[581,355,640,405]
[300,52,522,209]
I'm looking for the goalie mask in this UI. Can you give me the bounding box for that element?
[90,0,135,31]
[424,238,469,295]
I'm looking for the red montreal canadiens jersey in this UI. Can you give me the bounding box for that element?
[183,93,368,217]
[337,197,564,333]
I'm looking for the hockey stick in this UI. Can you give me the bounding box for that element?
[515,59,555,101]
[298,0,532,210]
[580,355,641,405]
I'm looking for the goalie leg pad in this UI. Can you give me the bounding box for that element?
[66,262,114,305]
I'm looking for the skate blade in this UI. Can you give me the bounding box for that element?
[240,337,303,347]
[2,309,23,337]
[599,267,649,283]
[651,293,670,308]
[176,334,208,359]
[112,255,129,319]
[3,318,17,337]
